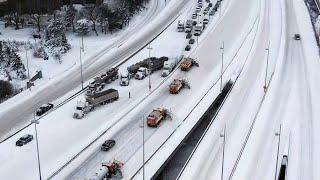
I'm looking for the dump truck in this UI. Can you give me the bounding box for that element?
[127,59,149,74]
[73,89,119,119]
[161,56,183,77]
[85,160,124,180]
[147,56,167,73]
[86,68,119,96]
[146,108,169,127]
[169,79,190,94]
[180,57,199,71]
[127,57,167,74]
[93,68,119,85]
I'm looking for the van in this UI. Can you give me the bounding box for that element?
[177,20,184,32]
[194,22,203,36]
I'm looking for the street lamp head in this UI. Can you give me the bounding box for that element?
[31,120,40,124]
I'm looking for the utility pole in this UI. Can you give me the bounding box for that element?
[274,124,282,180]
[81,34,84,52]
[147,44,153,92]
[220,41,224,92]
[142,116,145,180]
[32,113,42,180]
[220,124,226,180]
[79,46,84,89]
[25,47,30,79]
[264,43,270,93]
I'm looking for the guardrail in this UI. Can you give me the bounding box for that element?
[0,11,180,146]
[46,15,180,180]
[305,0,320,46]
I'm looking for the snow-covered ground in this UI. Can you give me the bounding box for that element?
[178,0,320,179]
[0,0,168,140]
[0,0,156,91]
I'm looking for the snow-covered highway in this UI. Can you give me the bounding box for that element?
[177,0,320,179]
[0,0,179,140]
[1,0,320,179]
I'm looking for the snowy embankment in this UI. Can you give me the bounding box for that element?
[0,0,182,140]
[293,0,320,178]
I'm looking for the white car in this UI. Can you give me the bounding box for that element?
[192,13,197,19]
[203,18,209,25]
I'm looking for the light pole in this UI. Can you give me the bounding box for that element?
[25,46,30,80]
[81,34,84,52]
[220,41,225,92]
[79,46,84,90]
[220,124,226,180]
[274,124,282,180]
[147,44,153,92]
[32,113,42,180]
[264,45,270,93]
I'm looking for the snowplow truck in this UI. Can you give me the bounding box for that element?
[147,108,168,127]
[169,79,190,94]
[180,57,199,71]
[74,89,119,119]
[85,160,124,180]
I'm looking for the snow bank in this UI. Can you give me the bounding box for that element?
[293,0,320,178]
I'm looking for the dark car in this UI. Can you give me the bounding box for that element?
[208,2,213,7]
[185,45,191,51]
[101,140,116,151]
[36,103,54,116]
[189,38,195,44]
[294,34,301,40]
[16,134,33,146]
[186,32,192,39]
[209,10,216,16]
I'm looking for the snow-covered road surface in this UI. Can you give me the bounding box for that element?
[178,0,320,179]
[0,0,175,140]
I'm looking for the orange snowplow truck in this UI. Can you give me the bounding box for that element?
[146,108,166,127]
[169,79,191,94]
[180,57,199,71]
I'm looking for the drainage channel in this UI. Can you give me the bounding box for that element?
[153,81,233,180]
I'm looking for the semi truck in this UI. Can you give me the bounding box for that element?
[180,57,199,71]
[135,67,150,80]
[146,108,169,127]
[86,68,119,96]
[169,79,190,94]
[74,89,119,119]
[147,56,167,73]
[128,57,167,75]
[119,72,131,86]
[161,56,183,77]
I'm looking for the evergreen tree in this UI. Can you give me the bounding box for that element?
[45,18,71,54]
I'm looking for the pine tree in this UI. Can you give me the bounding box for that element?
[45,18,71,54]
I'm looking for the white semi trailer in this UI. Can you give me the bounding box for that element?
[73,89,119,119]
[161,56,183,77]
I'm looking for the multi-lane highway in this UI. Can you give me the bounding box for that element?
[1,0,319,179]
